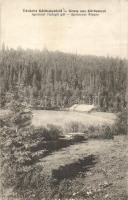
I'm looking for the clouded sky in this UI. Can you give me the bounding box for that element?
[0,0,128,58]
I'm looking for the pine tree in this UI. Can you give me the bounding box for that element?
[0,100,43,199]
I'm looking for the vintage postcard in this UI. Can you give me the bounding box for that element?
[0,0,128,199]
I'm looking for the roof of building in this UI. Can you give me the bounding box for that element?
[69,104,96,112]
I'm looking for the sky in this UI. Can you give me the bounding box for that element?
[0,0,128,58]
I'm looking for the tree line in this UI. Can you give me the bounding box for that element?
[0,47,127,112]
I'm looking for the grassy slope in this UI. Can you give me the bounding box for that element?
[39,139,113,177]
[52,135,128,200]
[3,136,127,200]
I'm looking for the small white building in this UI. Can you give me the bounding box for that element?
[69,104,97,113]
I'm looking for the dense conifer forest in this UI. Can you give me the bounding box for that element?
[0,47,127,112]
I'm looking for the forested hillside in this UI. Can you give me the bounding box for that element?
[0,48,127,112]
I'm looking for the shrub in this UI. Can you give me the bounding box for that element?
[47,124,64,140]
[33,124,63,141]
[64,121,114,139]
[101,125,114,139]
[114,110,127,135]
[87,124,114,139]
[65,121,86,133]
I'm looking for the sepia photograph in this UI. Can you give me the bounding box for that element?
[0,0,128,199]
